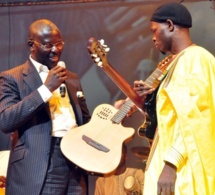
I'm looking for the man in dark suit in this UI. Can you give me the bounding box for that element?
[0,19,91,195]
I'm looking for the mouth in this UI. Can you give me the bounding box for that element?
[49,55,59,63]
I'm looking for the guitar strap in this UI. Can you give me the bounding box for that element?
[160,58,178,88]
[157,54,177,86]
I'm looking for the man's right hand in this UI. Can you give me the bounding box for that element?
[44,65,67,92]
[133,80,155,102]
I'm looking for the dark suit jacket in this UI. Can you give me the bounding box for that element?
[0,131,11,151]
[0,60,91,195]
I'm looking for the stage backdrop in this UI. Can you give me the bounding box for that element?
[0,0,215,194]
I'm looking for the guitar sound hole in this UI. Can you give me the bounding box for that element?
[97,107,113,120]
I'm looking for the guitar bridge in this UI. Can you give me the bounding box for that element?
[82,135,110,153]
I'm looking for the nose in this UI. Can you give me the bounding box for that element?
[51,45,58,52]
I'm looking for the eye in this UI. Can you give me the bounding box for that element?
[56,42,64,47]
[43,43,53,49]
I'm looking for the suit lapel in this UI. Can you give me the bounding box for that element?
[65,78,83,125]
[65,81,78,104]
[22,60,43,91]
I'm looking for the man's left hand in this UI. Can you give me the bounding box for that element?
[157,162,176,195]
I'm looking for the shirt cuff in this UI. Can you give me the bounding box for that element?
[38,85,52,103]
[164,147,185,169]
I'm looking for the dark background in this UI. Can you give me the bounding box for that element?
[0,0,214,194]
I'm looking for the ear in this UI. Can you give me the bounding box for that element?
[27,40,34,51]
[166,19,174,32]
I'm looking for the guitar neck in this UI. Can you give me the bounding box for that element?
[101,64,143,109]
[101,63,171,125]
[144,54,174,88]
[144,68,163,88]
[111,99,133,124]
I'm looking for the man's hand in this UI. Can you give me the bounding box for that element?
[114,98,137,117]
[113,99,126,110]
[44,65,67,92]
[157,162,177,195]
[133,80,155,101]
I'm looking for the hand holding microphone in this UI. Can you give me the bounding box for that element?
[57,61,66,98]
[44,61,67,95]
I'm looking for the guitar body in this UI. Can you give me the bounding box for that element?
[61,104,135,174]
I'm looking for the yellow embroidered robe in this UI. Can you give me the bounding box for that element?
[144,45,215,195]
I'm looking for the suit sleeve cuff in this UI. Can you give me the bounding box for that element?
[37,85,52,103]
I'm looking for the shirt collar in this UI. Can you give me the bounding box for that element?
[29,55,49,73]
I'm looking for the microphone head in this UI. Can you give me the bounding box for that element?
[57,61,66,68]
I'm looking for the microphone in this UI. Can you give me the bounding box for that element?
[57,61,66,98]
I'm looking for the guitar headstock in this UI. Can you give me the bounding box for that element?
[87,37,110,67]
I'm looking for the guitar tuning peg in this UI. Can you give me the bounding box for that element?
[99,39,105,45]
[94,57,101,63]
[97,61,103,67]
[105,47,110,52]
[91,54,98,58]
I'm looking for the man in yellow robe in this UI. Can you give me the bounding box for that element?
[134,2,215,195]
